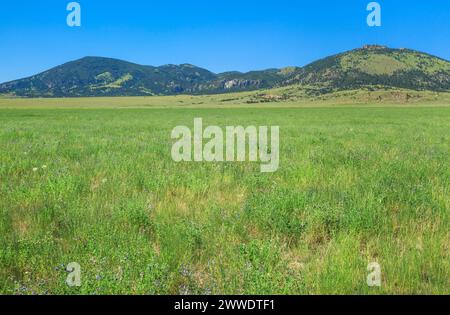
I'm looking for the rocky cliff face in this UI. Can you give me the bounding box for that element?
[223,79,263,89]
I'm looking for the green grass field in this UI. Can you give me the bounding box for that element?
[0,94,449,294]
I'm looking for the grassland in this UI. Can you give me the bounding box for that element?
[0,92,449,295]
[1,87,449,109]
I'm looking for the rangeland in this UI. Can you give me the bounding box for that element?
[0,91,449,294]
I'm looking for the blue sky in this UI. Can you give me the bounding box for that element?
[0,0,449,83]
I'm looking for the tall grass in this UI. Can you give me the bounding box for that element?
[0,104,448,294]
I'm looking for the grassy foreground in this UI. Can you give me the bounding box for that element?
[0,96,449,294]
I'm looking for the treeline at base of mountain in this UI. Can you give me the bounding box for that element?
[1,45,449,98]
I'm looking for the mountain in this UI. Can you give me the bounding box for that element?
[0,57,289,97]
[1,45,449,97]
[0,57,216,97]
[284,45,450,93]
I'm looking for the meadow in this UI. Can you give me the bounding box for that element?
[0,93,449,294]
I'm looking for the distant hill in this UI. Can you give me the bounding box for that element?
[1,45,449,97]
[0,57,288,97]
[283,45,450,93]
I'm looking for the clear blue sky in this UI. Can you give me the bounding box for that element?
[0,0,449,83]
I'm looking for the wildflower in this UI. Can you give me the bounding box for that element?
[203,288,212,295]
[55,263,65,271]
[32,168,38,172]
[179,264,192,277]
[179,284,191,295]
